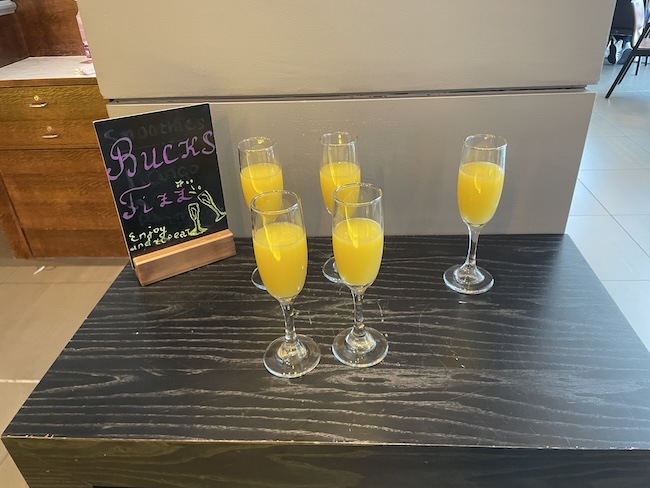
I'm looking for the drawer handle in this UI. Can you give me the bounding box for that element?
[28,102,48,108]
[41,125,59,139]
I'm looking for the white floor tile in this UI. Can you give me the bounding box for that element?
[603,281,650,351]
[566,215,650,281]
[0,382,37,488]
[569,180,608,216]
[629,135,650,152]
[597,110,650,139]
[615,214,650,256]
[0,448,28,488]
[600,64,650,93]
[585,112,625,138]
[579,136,650,170]
[592,91,650,114]
[0,266,15,284]
[3,264,125,284]
[0,282,112,380]
[0,382,37,430]
[578,169,650,215]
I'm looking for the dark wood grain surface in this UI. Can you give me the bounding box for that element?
[4,235,650,487]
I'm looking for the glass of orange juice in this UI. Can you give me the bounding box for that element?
[443,134,507,295]
[319,132,361,283]
[238,137,284,290]
[331,183,388,368]
[251,190,321,378]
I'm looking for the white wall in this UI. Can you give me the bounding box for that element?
[80,0,609,237]
[107,89,594,237]
[78,0,615,99]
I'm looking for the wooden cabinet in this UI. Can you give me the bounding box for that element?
[0,75,127,258]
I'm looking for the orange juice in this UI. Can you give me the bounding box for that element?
[240,163,283,208]
[457,161,504,225]
[333,218,383,287]
[253,222,307,300]
[320,161,361,213]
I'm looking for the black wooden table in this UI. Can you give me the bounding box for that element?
[4,236,650,487]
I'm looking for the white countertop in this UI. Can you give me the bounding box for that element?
[0,56,95,81]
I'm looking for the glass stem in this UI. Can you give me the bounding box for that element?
[276,299,308,362]
[464,224,484,269]
[345,288,377,354]
[351,289,367,338]
[280,299,298,344]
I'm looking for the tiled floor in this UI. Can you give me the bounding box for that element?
[1,61,650,486]
[567,60,650,350]
[0,231,127,486]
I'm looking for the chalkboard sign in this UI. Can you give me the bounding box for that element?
[94,104,235,285]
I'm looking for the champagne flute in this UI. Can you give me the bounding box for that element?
[443,134,507,295]
[319,131,361,283]
[331,183,388,368]
[238,137,284,291]
[251,190,321,378]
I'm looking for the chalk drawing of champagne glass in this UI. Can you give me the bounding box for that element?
[188,203,207,236]
[197,190,226,223]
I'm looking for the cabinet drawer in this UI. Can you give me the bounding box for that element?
[25,229,127,257]
[0,148,108,175]
[0,119,101,149]
[0,149,121,231]
[0,85,107,121]
[2,176,120,231]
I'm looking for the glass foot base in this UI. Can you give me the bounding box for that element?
[443,264,494,295]
[264,335,321,378]
[322,256,340,283]
[332,327,388,368]
[251,267,266,291]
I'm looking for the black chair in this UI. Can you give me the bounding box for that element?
[632,32,650,75]
[606,19,650,98]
